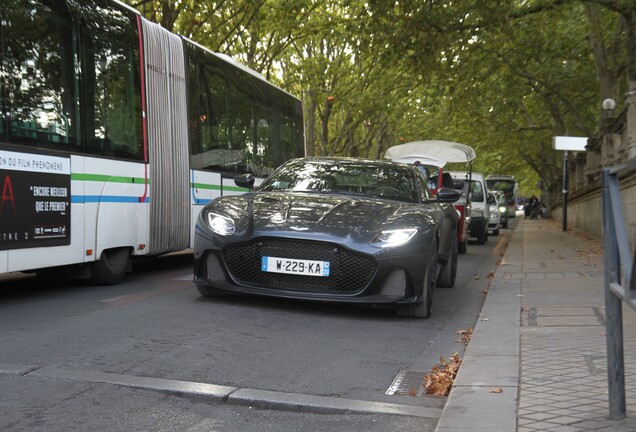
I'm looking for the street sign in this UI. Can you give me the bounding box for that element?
[553,136,588,151]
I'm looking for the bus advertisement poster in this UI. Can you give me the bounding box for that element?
[0,149,71,250]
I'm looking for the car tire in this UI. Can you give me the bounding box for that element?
[91,247,131,285]
[437,240,457,288]
[477,227,487,245]
[493,229,499,236]
[397,238,438,318]
[196,283,226,298]
[458,240,467,254]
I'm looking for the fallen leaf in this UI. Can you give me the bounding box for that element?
[424,353,463,396]
[473,276,480,280]
[455,328,473,345]
[490,388,503,393]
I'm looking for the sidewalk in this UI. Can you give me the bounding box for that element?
[436,217,636,431]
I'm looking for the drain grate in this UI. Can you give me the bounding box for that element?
[386,370,427,396]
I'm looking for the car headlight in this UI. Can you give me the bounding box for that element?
[499,206,507,213]
[371,228,418,248]
[207,212,235,235]
[471,209,483,218]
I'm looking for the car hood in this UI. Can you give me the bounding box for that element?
[207,192,436,239]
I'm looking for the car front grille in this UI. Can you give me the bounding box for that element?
[223,238,376,294]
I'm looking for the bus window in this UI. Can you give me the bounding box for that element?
[254,100,274,176]
[279,99,305,159]
[228,84,253,173]
[77,1,142,160]
[3,0,79,150]
[188,46,304,178]
[198,67,229,155]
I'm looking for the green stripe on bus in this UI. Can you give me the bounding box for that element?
[224,185,250,192]
[71,173,148,184]
[192,182,222,191]
[191,183,249,193]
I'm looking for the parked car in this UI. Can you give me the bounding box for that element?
[193,157,460,318]
[449,171,490,244]
[450,177,471,253]
[487,191,501,236]
[492,190,509,229]
[384,140,476,254]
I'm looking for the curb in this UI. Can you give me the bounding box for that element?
[435,226,523,431]
[1,364,442,419]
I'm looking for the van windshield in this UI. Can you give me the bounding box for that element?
[470,180,484,201]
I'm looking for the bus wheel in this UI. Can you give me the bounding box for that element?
[92,247,131,285]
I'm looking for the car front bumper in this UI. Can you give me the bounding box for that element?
[193,235,434,305]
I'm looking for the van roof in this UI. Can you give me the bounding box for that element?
[384,140,476,165]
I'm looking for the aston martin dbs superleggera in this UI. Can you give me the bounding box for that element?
[193,157,460,318]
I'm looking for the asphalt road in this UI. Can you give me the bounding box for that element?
[0,222,513,432]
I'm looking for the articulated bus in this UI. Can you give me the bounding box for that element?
[0,0,305,284]
[485,175,518,218]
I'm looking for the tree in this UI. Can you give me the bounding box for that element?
[121,0,635,194]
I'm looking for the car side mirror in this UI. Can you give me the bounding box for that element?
[234,173,255,189]
[437,187,460,203]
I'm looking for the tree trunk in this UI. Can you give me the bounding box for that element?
[320,100,333,156]
[304,90,316,157]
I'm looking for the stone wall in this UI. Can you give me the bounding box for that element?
[550,90,636,250]
[551,174,636,248]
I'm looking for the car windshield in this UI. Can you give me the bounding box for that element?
[259,159,419,203]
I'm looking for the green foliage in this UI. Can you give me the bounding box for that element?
[120,0,634,194]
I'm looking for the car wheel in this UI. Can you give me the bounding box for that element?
[493,229,499,236]
[477,227,487,245]
[458,239,467,254]
[437,240,457,288]
[91,247,131,285]
[397,238,438,318]
[196,283,226,298]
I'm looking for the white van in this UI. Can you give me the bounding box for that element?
[448,171,490,244]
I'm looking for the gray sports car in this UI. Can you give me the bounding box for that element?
[193,157,460,318]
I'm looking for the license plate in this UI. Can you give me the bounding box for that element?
[261,256,330,277]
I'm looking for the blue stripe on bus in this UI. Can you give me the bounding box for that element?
[71,195,151,203]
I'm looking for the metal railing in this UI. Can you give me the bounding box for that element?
[602,157,636,420]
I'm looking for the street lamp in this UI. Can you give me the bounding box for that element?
[602,98,616,114]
